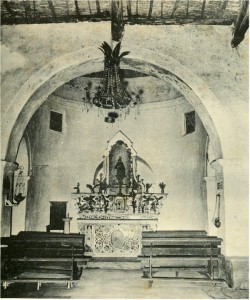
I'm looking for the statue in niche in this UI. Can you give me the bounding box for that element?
[90,132,154,198]
[115,156,126,195]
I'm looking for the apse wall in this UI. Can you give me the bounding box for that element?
[23,94,207,232]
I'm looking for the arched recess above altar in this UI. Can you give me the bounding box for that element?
[71,131,168,257]
[93,130,154,195]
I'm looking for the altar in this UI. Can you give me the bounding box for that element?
[75,213,159,257]
[71,131,167,257]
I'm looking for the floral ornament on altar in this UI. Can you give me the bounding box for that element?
[73,182,80,194]
[145,183,152,194]
[159,182,166,194]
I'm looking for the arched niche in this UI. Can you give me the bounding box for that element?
[93,131,152,195]
[104,131,136,186]
[104,131,137,157]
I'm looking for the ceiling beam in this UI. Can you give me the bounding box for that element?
[2,1,15,18]
[148,0,154,19]
[171,0,181,18]
[201,0,206,18]
[75,0,81,18]
[96,0,101,15]
[48,1,57,22]
[161,0,164,19]
[65,0,70,21]
[23,1,33,23]
[65,0,69,16]
[231,0,249,47]
[127,0,132,20]
[218,0,229,17]
[32,0,36,21]
[136,0,139,16]
[1,0,238,26]
[0,16,235,26]
[221,0,229,11]
[111,0,124,42]
[186,0,190,18]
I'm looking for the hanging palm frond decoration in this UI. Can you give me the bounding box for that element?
[91,41,131,110]
[99,41,130,67]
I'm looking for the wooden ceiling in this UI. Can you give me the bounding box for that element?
[1,0,240,26]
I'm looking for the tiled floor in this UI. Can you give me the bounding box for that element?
[1,269,249,299]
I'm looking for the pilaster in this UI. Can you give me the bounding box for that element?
[218,158,248,257]
[1,160,19,237]
[210,159,225,254]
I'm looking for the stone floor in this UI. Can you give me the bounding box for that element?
[1,269,249,299]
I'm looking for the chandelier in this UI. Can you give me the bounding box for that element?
[83,41,143,123]
[81,1,143,123]
[91,41,130,110]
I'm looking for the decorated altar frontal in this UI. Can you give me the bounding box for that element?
[71,131,168,257]
[71,193,166,257]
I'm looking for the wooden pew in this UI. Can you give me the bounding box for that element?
[3,231,85,258]
[140,231,224,282]
[2,257,81,290]
[1,232,87,290]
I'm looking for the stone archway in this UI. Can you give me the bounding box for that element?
[3,46,223,164]
[2,47,224,239]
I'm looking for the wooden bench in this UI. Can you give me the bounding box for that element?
[2,276,78,290]
[2,231,85,258]
[140,231,224,283]
[1,232,87,290]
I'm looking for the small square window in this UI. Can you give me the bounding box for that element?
[50,111,62,132]
[185,111,195,134]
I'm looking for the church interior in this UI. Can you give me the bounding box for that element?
[1,0,249,298]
